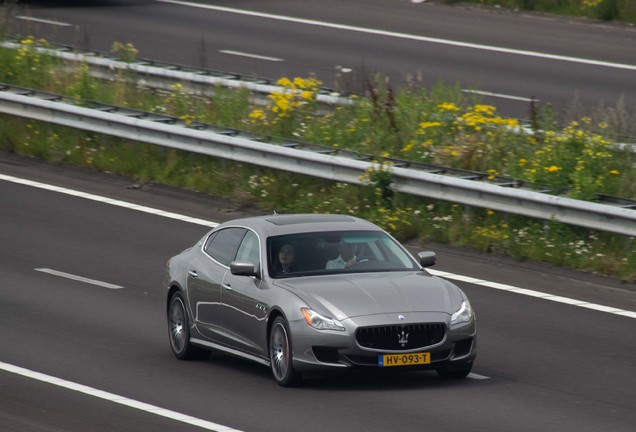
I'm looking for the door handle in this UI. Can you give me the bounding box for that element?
[188,270,198,278]
[222,283,232,291]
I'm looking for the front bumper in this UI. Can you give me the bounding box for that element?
[288,312,477,372]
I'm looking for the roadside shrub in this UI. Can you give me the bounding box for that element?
[1,38,635,280]
[452,0,636,23]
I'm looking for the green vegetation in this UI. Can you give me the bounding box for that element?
[446,0,636,24]
[1,37,635,280]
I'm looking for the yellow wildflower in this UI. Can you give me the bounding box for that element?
[248,109,267,123]
[419,121,442,129]
[277,77,293,88]
[473,105,496,115]
[401,142,415,152]
[437,102,460,112]
[582,0,602,8]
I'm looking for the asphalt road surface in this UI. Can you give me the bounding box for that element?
[6,0,636,119]
[1,152,636,431]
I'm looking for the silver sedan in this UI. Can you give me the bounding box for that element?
[165,214,476,386]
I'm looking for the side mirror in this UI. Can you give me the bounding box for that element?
[417,251,436,268]
[230,261,259,277]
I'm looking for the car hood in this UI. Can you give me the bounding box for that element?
[274,272,460,320]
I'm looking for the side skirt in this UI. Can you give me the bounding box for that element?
[190,338,270,366]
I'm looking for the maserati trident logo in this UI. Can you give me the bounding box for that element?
[398,329,409,347]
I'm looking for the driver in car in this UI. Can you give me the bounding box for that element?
[326,241,358,269]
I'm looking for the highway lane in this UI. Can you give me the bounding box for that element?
[1,153,636,432]
[7,0,636,119]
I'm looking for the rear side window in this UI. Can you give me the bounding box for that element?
[204,228,247,266]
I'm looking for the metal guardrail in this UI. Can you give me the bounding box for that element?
[1,84,635,237]
[2,39,635,149]
[0,40,351,106]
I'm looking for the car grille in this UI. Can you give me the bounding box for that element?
[356,323,446,350]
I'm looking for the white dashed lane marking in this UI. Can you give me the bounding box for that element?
[35,268,124,289]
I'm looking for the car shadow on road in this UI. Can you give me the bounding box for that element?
[203,352,481,390]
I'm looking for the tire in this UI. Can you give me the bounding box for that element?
[168,291,209,360]
[436,362,473,379]
[269,317,302,387]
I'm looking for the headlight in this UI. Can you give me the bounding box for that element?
[301,308,345,331]
[451,300,473,326]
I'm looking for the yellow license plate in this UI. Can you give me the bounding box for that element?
[378,353,431,367]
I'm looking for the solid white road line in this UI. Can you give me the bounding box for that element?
[461,89,538,103]
[156,0,636,71]
[427,269,636,319]
[219,50,283,62]
[0,361,243,432]
[34,268,124,289]
[15,16,73,27]
[1,173,634,319]
[0,174,218,228]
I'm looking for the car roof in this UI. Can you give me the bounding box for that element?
[217,214,381,237]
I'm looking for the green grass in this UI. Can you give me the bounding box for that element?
[446,0,636,23]
[0,37,635,280]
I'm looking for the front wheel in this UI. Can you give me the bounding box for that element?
[269,317,302,387]
[168,291,209,360]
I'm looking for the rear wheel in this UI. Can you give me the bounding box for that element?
[269,317,302,387]
[436,361,473,379]
[168,291,209,360]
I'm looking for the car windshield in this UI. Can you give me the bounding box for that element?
[267,230,418,278]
